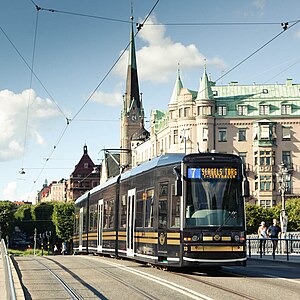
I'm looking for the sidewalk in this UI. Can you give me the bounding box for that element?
[0,255,25,300]
[0,256,5,300]
[248,253,300,264]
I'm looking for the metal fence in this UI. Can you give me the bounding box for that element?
[0,239,16,300]
[247,232,300,260]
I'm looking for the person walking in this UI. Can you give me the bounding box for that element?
[267,219,281,257]
[257,221,267,255]
[61,242,67,255]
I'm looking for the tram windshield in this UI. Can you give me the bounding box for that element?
[185,166,243,228]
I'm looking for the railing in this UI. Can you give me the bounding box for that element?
[247,232,300,261]
[0,239,16,300]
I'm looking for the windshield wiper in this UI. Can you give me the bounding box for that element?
[214,211,237,234]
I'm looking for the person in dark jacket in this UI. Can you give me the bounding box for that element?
[267,218,281,255]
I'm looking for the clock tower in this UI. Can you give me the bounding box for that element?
[120,16,149,169]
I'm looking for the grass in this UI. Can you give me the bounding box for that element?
[8,248,53,256]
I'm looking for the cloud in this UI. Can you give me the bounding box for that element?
[114,16,227,83]
[0,89,60,161]
[91,90,122,106]
[3,181,17,199]
[295,30,300,39]
[253,0,266,13]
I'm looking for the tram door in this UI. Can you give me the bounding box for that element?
[157,183,169,257]
[126,188,136,257]
[97,199,104,252]
[79,207,84,251]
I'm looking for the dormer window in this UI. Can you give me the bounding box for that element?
[237,105,248,116]
[259,104,269,115]
[281,104,291,115]
[217,106,227,116]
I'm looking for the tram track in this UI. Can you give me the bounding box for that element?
[77,258,160,300]
[43,256,160,300]
[32,258,85,300]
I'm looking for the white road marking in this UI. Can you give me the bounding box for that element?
[83,256,214,300]
[263,274,300,285]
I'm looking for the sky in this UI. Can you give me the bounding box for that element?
[1,0,300,203]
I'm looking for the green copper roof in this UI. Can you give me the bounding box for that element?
[196,65,214,101]
[169,66,183,104]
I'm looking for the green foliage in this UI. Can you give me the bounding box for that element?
[286,198,300,231]
[0,201,16,239]
[52,202,74,242]
[31,202,55,234]
[246,199,300,233]
[14,204,34,236]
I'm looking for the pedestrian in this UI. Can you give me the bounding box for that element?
[257,221,267,255]
[61,242,67,255]
[267,219,281,256]
[53,244,58,255]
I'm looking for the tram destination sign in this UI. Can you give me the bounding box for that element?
[188,167,238,179]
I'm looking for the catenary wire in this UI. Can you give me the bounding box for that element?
[71,0,160,121]
[21,7,40,172]
[24,0,160,199]
[26,1,300,27]
[0,25,68,120]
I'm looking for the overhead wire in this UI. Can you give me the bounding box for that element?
[25,2,300,27]
[19,0,299,200]
[214,20,300,84]
[23,0,160,199]
[21,7,40,173]
[71,0,160,121]
[0,25,68,120]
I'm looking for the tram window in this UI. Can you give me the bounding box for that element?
[159,183,169,198]
[158,200,167,228]
[136,198,143,228]
[120,194,127,228]
[171,184,180,228]
[83,207,87,232]
[144,189,154,228]
[103,201,108,229]
[89,204,97,231]
[108,200,114,229]
[74,211,79,234]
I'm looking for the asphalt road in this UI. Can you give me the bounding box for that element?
[11,255,300,300]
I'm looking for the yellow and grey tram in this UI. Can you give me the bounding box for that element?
[73,153,249,268]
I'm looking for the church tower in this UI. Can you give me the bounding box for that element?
[120,17,148,168]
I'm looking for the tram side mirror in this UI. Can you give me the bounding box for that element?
[243,179,250,198]
[173,166,182,196]
[175,179,182,196]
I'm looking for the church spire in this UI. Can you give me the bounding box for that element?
[196,64,214,101]
[124,16,141,113]
[169,64,183,104]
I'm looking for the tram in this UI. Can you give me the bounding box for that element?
[73,152,249,268]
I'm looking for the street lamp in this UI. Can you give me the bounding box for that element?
[277,162,291,235]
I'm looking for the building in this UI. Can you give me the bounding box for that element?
[120,16,149,170]
[66,144,100,202]
[131,66,300,207]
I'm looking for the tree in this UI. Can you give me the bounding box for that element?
[0,201,16,240]
[31,202,55,236]
[286,198,300,231]
[52,202,74,242]
[14,204,34,237]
